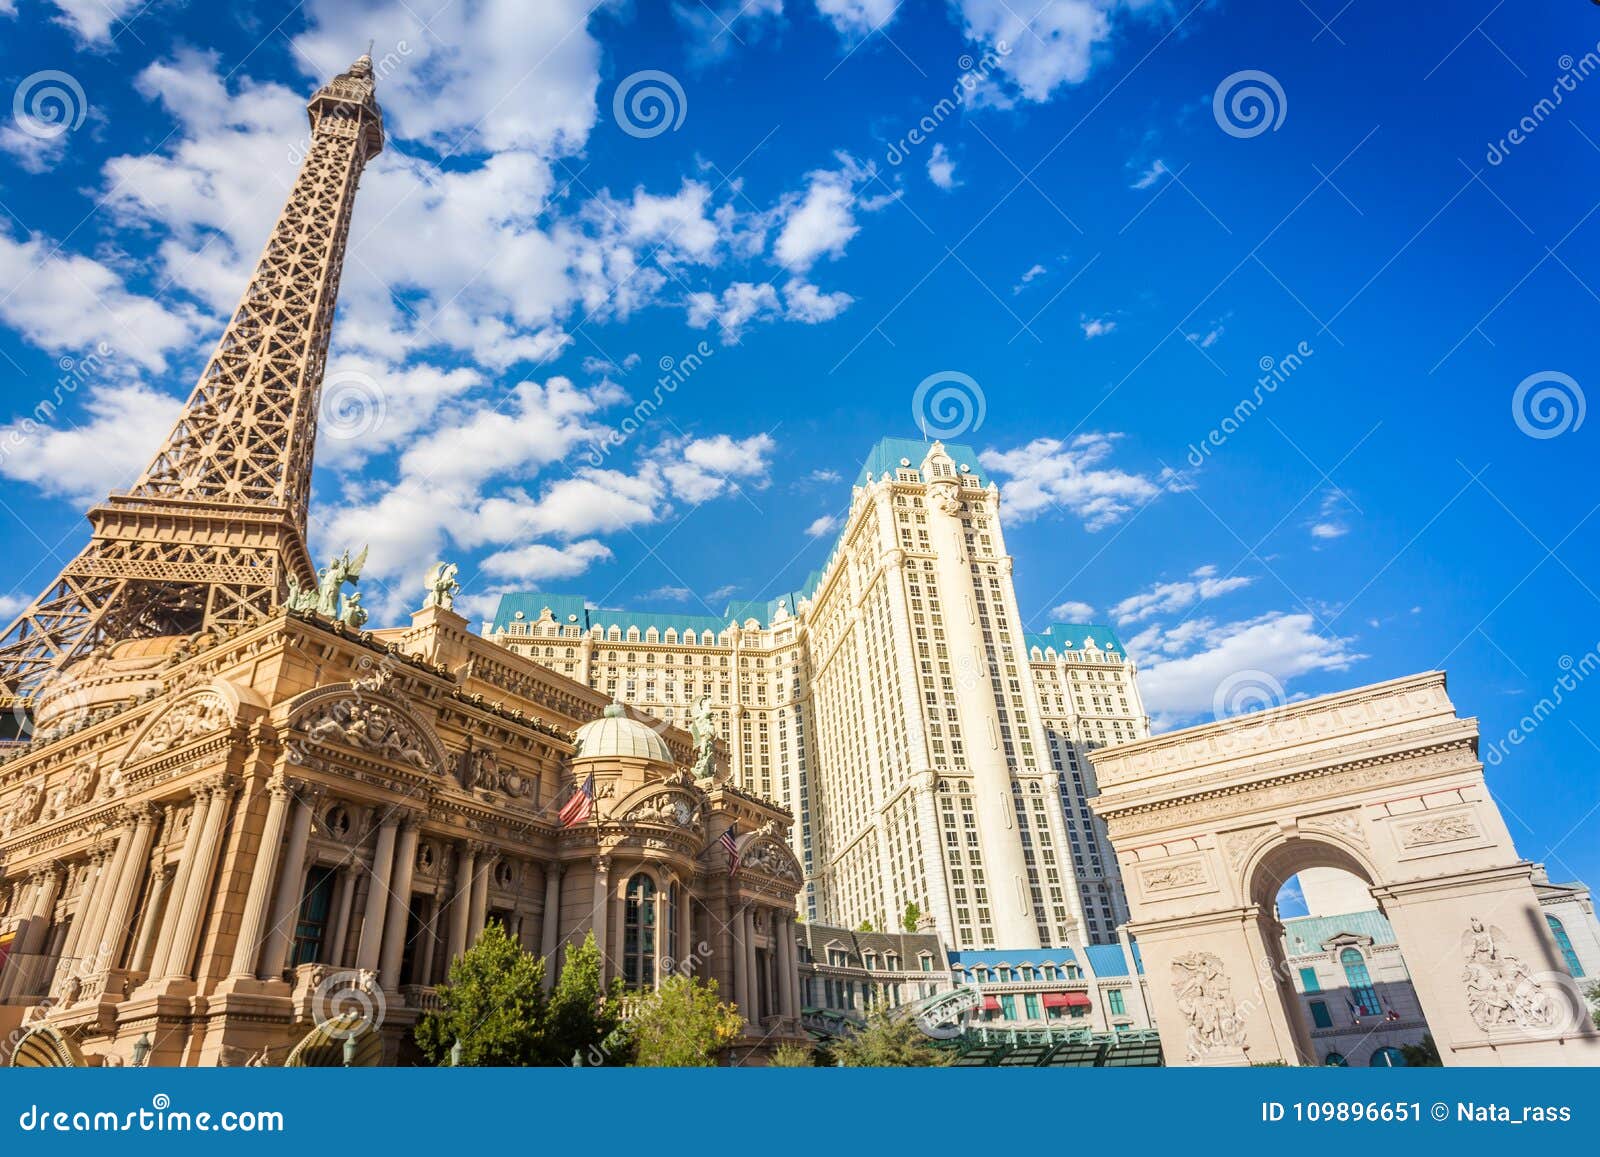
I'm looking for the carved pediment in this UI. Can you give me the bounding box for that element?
[289,686,446,774]
[621,788,704,831]
[125,690,232,764]
[734,834,801,882]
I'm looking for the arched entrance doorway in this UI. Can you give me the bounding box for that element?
[1089,672,1599,1066]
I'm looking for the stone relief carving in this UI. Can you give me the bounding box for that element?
[1141,862,1206,892]
[302,697,431,769]
[624,793,701,829]
[1461,918,1558,1031]
[688,695,718,781]
[739,840,799,881]
[0,780,44,838]
[1400,813,1477,848]
[1220,826,1272,873]
[1301,809,1367,847]
[1171,951,1248,1061]
[133,694,230,759]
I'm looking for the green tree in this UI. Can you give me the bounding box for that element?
[414,922,547,1066]
[857,919,875,933]
[901,902,922,933]
[547,931,628,1066]
[768,1042,815,1067]
[1399,1034,1442,1067]
[832,1006,950,1067]
[627,975,744,1066]
[1585,980,1600,1030]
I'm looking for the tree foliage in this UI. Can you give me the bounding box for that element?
[768,1042,815,1067]
[832,1006,950,1067]
[901,902,922,933]
[1399,1033,1442,1067]
[414,927,625,1066]
[627,975,744,1067]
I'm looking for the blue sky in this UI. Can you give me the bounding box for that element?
[0,1,1597,889]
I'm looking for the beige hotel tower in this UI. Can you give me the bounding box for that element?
[489,439,1151,951]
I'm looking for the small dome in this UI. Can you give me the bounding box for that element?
[572,701,674,764]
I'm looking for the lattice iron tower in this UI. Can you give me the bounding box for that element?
[0,54,384,709]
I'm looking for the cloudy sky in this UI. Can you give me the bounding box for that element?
[1,1,1597,884]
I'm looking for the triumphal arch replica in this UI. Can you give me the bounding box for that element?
[1090,672,1600,1067]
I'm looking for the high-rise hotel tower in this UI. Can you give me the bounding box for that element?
[488,438,1151,949]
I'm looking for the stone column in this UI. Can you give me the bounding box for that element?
[147,787,213,978]
[654,885,671,984]
[467,845,494,945]
[677,887,694,978]
[778,914,797,1020]
[2,868,61,1000]
[327,866,356,968]
[609,875,626,985]
[733,904,752,1020]
[445,844,475,965]
[539,864,564,990]
[159,779,235,981]
[379,817,421,988]
[227,777,294,979]
[128,862,169,974]
[56,854,107,971]
[258,785,316,979]
[355,815,399,972]
[94,805,159,973]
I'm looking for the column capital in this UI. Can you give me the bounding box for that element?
[125,801,162,827]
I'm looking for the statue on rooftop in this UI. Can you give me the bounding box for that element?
[424,562,461,612]
[689,694,717,780]
[316,546,368,617]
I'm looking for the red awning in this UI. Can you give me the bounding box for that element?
[1042,992,1092,1008]
[982,996,1002,1011]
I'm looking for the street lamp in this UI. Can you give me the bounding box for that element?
[342,1035,357,1067]
[450,1038,463,1067]
[131,1034,151,1067]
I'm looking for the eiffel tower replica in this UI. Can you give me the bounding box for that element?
[0,53,384,721]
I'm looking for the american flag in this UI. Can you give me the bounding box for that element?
[719,825,739,874]
[1384,1005,1401,1022]
[559,774,595,828]
[1345,995,1364,1023]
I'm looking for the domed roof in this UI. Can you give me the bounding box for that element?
[572,701,674,764]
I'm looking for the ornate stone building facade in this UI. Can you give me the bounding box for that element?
[0,56,803,1067]
[488,439,1154,951]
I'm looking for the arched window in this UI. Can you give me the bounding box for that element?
[1547,915,1585,977]
[1324,1052,1347,1067]
[1340,948,1380,1016]
[1369,1046,1407,1067]
[623,874,657,990]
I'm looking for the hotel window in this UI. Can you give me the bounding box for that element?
[1298,966,1321,993]
[1000,995,1017,1020]
[1309,1000,1333,1029]
[290,866,338,967]
[1024,994,1041,1019]
[1339,948,1380,1016]
[623,874,657,990]
[1108,989,1126,1016]
[1547,915,1585,977]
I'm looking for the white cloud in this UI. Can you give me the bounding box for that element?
[1013,263,1047,293]
[686,282,781,342]
[480,539,613,582]
[1112,566,1255,623]
[1130,158,1167,189]
[1081,315,1116,338]
[44,0,140,41]
[981,433,1166,530]
[0,227,202,371]
[0,123,69,173]
[954,0,1167,103]
[657,433,776,502]
[814,0,900,36]
[1127,611,1365,726]
[1186,325,1223,349]
[1050,599,1096,620]
[0,384,182,503]
[774,157,884,271]
[1309,488,1353,542]
[927,143,958,190]
[783,279,853,323]
[643,585,694,602]
[806,513,840,537]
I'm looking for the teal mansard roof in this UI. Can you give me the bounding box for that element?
[1024,624,1125,656]
[948,942,1144,976]
[490,590,808,636]
[857,436,990,486]
[1282,909,1398,955]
